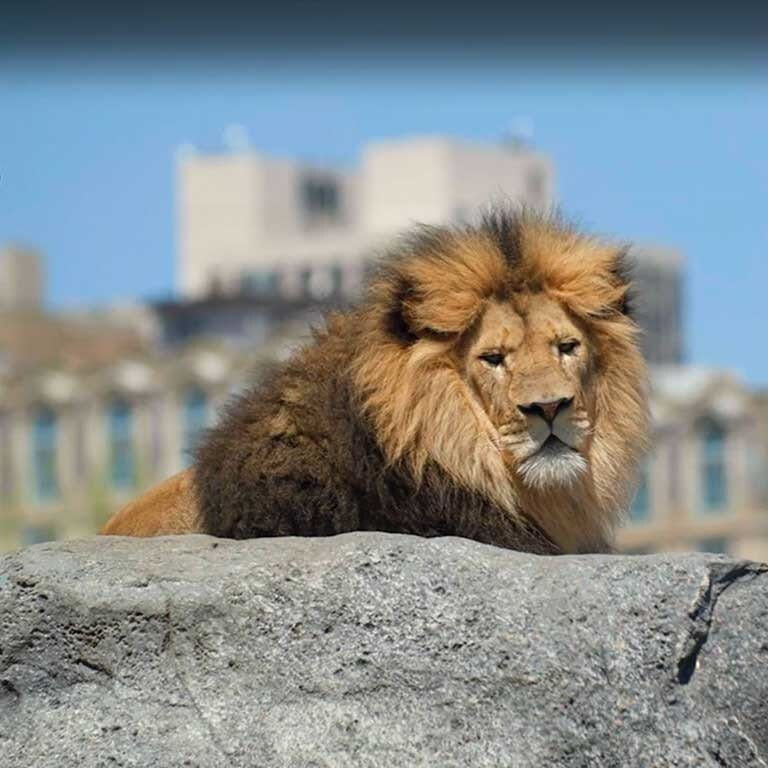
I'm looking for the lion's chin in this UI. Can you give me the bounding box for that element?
[517,436,587,491]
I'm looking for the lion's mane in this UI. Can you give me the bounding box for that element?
[195,209,649,554]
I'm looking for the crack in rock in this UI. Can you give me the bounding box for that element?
[75,657,114,679]
[156,590,240,768]
[676,562,768,686]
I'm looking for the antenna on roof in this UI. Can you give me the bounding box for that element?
[503,116,535,149]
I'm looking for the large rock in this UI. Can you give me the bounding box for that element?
[0,533,766,767]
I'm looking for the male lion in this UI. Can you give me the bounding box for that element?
[102,210,649,554]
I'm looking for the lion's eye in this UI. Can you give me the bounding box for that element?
[558,340,580,356]
[479,352,505,367]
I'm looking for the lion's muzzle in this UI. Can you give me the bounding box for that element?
[517,397,573,425]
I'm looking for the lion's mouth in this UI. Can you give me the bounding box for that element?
[538,434,578,454]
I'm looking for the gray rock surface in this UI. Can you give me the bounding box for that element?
[0,532,766,768]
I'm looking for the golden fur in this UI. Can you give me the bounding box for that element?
[101,470,200,537]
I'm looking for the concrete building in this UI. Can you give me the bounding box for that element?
[0,245,43,312]
[0,323,309,550]
[176,135,555,300]
[617,367,768,561]
[151,293,343,349]
[628,245,685,364]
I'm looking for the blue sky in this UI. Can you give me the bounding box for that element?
[1,55,766,383]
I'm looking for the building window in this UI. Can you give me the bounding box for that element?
[301,176,339,218]
[31,406,58,502]
[745,426,768,508]
[149,397,165,472]
[299,267,312,298]
[667,435,681,507]
[240,270,280,298]
[628,459,651,524]
[108,398,135,491]
[700,419,727,515]
[695,537,729,555]
[207,272,224,297]
[182,388,208,465]
[72,407,88,483]
[0,410,12,503]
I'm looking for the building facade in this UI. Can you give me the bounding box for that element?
[0,245,43,313]
[176,135,555,301]
[628,245,685,364]
[0,340,275,549]
[617,367,768,561]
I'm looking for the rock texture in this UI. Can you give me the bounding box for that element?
[0,533,766,768]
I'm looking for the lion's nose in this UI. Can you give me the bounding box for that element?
[517,397,573,425]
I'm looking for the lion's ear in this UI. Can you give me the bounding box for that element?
[403,285,487,337]
[396,246,506,338]
[378,228,507,340]
[385,274,487,340]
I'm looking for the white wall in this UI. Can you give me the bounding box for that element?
[177,153,266,297]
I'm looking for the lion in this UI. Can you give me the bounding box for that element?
[101,209,649,554]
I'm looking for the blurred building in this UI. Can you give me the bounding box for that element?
[753,390,768,509]
[0,311,149,377]
[176,134,555,301]
[628,245,684,364]
[0,322,310,549]
[616,367,768,561]
[152,290,346,349]
[0,245,43,312]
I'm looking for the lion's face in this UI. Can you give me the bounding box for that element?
[461,295,593,490]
